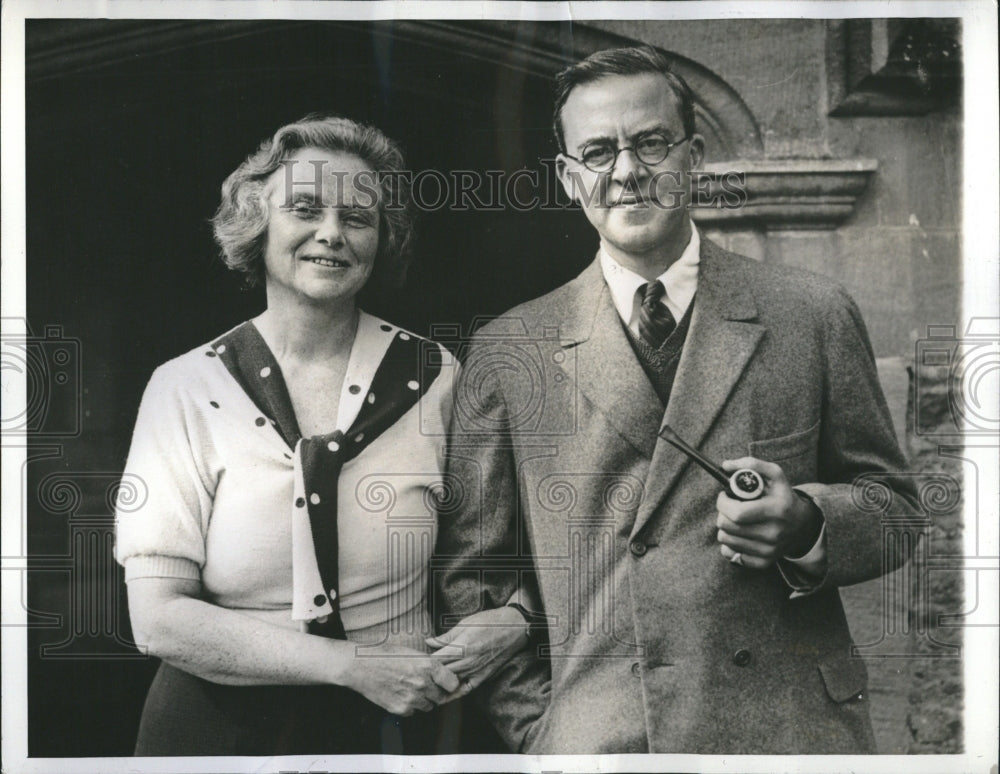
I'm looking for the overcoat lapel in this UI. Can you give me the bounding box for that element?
[631,240,764,536]
[558,259,662,459]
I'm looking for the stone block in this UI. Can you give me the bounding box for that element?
[766,229,915,357]
[910,231,962,336]
[877,356,910,445]
[591,19,829,156]
[829,114,961,230]
[907,707,962,750]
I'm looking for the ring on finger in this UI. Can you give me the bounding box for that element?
[730,551,744,566]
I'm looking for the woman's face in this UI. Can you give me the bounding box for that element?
[262,147,380,309]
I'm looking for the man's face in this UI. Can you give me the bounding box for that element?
[556,72,704,271]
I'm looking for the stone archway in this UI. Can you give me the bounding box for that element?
[388,20,765,161]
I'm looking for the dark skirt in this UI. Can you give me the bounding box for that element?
[134,661,465,756]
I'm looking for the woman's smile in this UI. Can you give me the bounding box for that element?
[302,254,352,269]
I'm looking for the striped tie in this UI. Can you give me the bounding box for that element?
[638,280,676,349]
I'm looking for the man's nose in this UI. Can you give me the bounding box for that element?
[315,209,344,247]
[610,147,649,185]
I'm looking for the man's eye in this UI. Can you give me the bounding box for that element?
[582,145,614,165]
[637,136,669,153]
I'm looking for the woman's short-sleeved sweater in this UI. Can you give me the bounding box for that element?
[115,313,455,651]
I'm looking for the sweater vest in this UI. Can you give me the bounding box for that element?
[623,296,695,406]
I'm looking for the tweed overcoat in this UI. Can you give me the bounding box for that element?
[435,238,919,754]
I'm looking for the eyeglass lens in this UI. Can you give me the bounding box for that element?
[580,133,676,171]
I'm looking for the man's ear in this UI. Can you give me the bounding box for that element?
[687,134,706,170]
[555,154,580,205]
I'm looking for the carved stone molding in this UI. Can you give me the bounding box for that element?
[693,159,878,230]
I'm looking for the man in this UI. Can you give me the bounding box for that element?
[435,46,919,754]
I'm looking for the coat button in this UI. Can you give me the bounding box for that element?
[629,540,647,557]
[630,662,642,677]
[733,649,752,667]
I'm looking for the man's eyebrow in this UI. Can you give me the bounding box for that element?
[631,123,676,139]
[574,124,679,150]
[574,133,614,151]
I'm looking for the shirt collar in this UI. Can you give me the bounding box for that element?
[599,221,701,326]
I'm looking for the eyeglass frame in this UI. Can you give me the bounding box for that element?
[562,131,692,173]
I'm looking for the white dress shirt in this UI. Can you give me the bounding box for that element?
[600,222,700,333]
[597,223,827,590]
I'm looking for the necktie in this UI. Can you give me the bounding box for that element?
[638,280,676,349]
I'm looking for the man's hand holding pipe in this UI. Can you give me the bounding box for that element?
[715,458,823,570]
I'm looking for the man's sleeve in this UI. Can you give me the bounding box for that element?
[433,340,551,752]
[795,285,922,592]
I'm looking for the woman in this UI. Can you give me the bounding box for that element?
[115,115,527,756]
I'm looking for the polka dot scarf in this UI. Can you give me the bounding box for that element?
[209,319,442,639]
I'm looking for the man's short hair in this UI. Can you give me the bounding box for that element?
[552,45,697,153]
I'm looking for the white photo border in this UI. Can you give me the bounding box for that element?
[2,2,996,773]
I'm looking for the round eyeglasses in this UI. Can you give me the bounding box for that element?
[565,132,691,173]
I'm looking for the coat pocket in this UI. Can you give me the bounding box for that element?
[817,652,868,703]
[748,420,820,462]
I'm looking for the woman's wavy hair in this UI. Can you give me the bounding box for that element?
[212,114,413,300]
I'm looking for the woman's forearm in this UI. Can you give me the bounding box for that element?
[129,581,353,687]
[128,577,462,716]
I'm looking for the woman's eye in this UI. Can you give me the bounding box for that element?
[342,212,374,227]
[290,201,321,217]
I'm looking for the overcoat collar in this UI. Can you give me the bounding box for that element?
[554,239,764,533]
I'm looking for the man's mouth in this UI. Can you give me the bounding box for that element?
[611,194,650,208]
[612,192,650,207]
